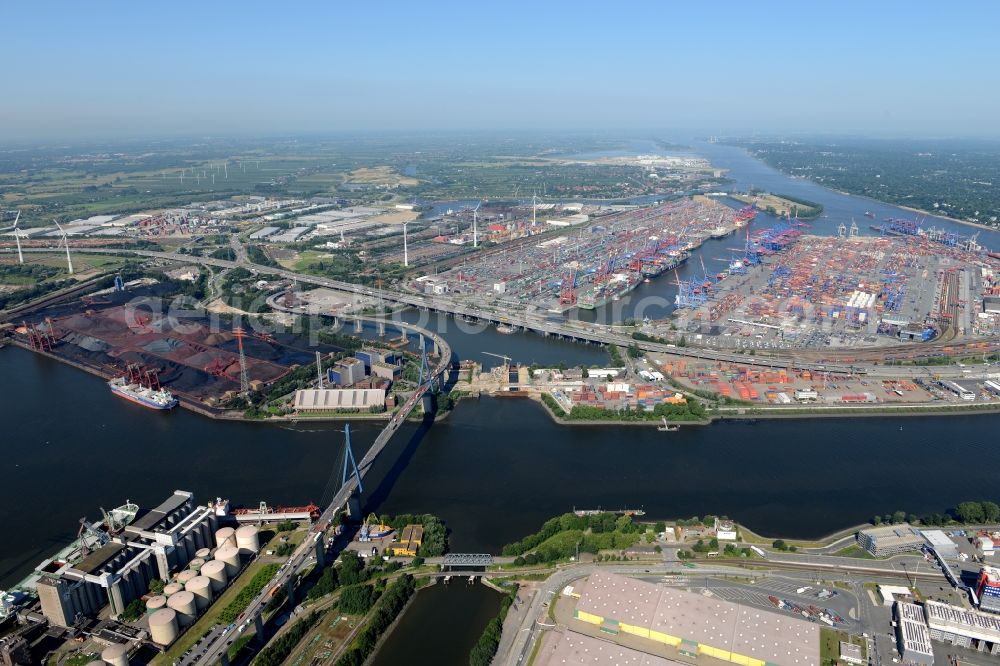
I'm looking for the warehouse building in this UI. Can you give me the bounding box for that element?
[857,524,925,557]
[894,602,934,665]
[572,572,818,666]
[294,388,386,412]
[536,632,688,666]
[924,600,1000,654]
[35,491,218,627]
[395,525,423,557]
[921,530,959,559]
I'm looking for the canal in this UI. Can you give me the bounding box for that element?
[369,581,503,666]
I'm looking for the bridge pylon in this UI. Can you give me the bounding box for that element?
[341,424,363,517]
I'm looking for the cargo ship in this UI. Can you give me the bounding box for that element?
[108,377,178,410]
[734,205,757,227]
[577,273,641,310]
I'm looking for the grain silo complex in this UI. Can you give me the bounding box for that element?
[33,491,221,628]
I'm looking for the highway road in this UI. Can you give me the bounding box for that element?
[10,245,966,375]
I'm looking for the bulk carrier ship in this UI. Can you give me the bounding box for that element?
[108,376,179,410]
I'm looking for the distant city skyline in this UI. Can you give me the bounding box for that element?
[2,1,999,140]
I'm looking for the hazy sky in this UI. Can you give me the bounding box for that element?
[3,1,999,140]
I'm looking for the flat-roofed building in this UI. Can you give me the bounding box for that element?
[248,226,280,240]
[293,388,386,412]
[396,525,423,557]
[924,600,1000,653]
[535,632,688,666]
[572,571,819,666]
[922,529,959,559]
[839,641,865,665]
[858,524,925,557]
[894,602,934,665]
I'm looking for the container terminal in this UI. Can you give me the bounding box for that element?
[667,222,1000,351]
[411,197,755,312]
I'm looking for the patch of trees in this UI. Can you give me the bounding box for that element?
[334,575,416,666]
[254,611,324,666]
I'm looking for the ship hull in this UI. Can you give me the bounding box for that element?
[110,385,179,410]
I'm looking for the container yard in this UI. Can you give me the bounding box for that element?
[415,197,756,312]
[649,354,1000,406]
[671,231,1000,350]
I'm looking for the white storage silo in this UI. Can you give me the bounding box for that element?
[101,643,129,666]
[163,583,183,597]
[149,608,179,646]
[195,547,211,559]
[214,545,241,576]
[201,559,228,592]
[145,595,167,614]
[84,661,105,666]
[189,557,206,572]
[214,526,236,549]
[234,525,260,554]
[175,570,197,586]
[185,575,213,610]
[166,590,197,627]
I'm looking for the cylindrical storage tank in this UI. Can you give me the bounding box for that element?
[149,608,179,646]
[195,547,211,559]
[214,527,236,549]
[166,590,197,627]
[214,545,241,577]
[189,557,206,572]
[201,559,228,592]
[175,570,197,586]
[185,575,213,610]
[234,525,260,554]
[163,583,183,597]
[145,595,167,614]
[84,661,106,666]
[101,643,129,666]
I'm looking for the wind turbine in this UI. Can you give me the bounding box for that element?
[1,211,24,264]
[473,200,482,248]
[53,220,74,275]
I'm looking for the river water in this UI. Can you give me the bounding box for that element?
[3,141,999,594]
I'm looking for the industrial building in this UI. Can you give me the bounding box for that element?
[921,530,959,559]
[395,525,423,557]
[536,631,688,666]
[293,388,387,412]
[857,524,925,557]
[327,357,366,386]
[977,566,1000,613]
[924,600,1000,654]
[572,572,818,666]
[355,348,397,371]
[894,602,934,666]
[35,491,219,628]
[839,641,865,665]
